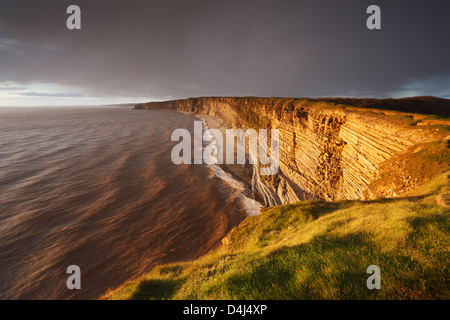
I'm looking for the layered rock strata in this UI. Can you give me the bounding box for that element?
[136,97,447,206]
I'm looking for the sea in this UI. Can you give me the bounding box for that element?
[0,106,261,299]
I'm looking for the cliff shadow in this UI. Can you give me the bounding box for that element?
[130,278,185,300]
[219,216,448,300]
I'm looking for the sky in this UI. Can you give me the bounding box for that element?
[0,0,449,106]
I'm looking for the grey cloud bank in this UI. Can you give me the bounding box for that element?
[0,0,449,104]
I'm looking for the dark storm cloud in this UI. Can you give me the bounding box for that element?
[0,0,449,100]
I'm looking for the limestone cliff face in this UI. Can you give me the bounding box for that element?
[136,97,448,206]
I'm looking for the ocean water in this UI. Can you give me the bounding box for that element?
[0,106,259,299]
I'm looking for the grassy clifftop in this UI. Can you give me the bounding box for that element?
[102,170,449,300]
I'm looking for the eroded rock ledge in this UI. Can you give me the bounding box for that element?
[136,97,449,206]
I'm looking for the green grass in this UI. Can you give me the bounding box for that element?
[102,172,449,300]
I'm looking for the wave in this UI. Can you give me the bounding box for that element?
[198,116,263,216]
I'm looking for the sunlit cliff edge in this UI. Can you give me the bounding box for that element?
[135,96,450,206]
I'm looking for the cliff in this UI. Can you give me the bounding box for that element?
[136,97,450,206]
